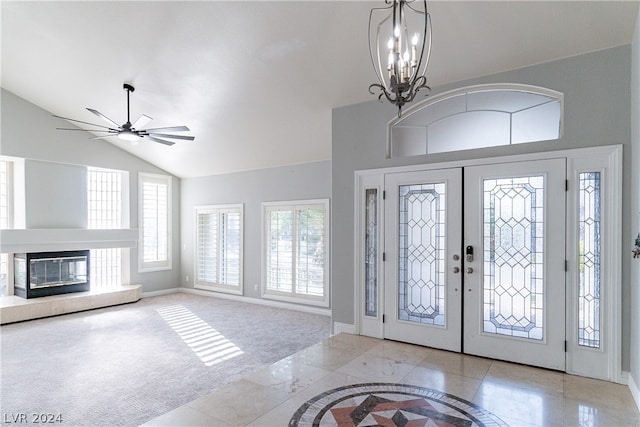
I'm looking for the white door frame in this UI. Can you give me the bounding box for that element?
[354,145,623,383]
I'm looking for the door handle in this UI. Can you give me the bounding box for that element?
[453,267,460,273]
[466,267,474,274]
[466,245,474,262]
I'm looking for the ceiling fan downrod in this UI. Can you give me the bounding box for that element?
[123,83,135,127]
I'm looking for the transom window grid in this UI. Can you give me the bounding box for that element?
[195,205,243,292]
[139,173,171,272]
[398,183,446,326]
[88,167,124,289]
[389,85,563,158]
[578,172,601,348]
[483,176,544,340]
[263,200,329,305]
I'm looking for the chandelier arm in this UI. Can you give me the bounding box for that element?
[405,76,430,103]
[369,5,394,90]
[410,0,429,80]
[369,83,399,106]
[419,10,432,78]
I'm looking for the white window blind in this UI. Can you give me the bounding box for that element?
[263,200,329,306]
[88,167,125,289]
[195,205,243,294]
[139,173,171,272]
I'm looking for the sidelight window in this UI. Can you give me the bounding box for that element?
[578,172,601,348]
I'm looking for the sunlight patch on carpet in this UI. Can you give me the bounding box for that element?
[157,304,244,366]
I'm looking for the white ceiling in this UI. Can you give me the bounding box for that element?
[2,1,638,178]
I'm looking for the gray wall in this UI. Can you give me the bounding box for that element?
[180,161,331,302]
[1,88,181,293]
[24,160,87,228]
[332,46,632,368]
[630,13,640,391]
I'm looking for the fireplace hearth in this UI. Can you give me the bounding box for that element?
[14,250,90,299]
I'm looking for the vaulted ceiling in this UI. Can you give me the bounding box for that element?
[2,1,638,178]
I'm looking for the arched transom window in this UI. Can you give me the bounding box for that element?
[388,84,563,158]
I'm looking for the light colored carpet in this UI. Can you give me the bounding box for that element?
[0,292,331,426]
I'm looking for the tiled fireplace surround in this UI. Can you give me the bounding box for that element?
[0,228,141,324]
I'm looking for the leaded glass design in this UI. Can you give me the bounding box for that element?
[398,183,446,326]
[578,172,601,348]
[365,189,378,317]
[483,176,544,340]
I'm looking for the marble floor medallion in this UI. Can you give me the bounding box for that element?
[289,383,509,427]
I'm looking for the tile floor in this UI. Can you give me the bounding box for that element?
[142,333,640,427]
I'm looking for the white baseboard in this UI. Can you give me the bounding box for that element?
[333,322,357,335]
[176,287,331,317]
[142,287,181,298]
[628,372,640,412]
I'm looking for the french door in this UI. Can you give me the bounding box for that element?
[383,159,566,370]
[383,168,463,352]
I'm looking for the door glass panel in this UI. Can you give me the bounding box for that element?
[398,183,446,326]
[365,189,378,317]
[483,176,544,340]
[578,172,601,348]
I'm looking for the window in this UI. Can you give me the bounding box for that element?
[263,199,329,306]
[389,84,563,157]
[0,159,12,296]
[0,160,12,229]
[578,172,601,348]
[195,205,243,295]
[88,167,122,229]
[88,167,126,288]
[139,173,171,272]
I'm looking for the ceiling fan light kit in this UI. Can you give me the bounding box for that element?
[368,0,432,117]
[53,83,195,146]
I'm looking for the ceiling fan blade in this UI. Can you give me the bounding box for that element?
[52,114,118,131]
[144,135,176,146]
[132,114,153,130]
[145,133,195,141]
[56,128,114,132]
[86,108,121,128]
[143,125,190,133]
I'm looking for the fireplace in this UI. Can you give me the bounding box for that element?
[14,250,90,299]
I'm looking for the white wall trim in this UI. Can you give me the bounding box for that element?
[333,322,357,335]
[142,286,331,316]
[157,287,331,316]
[627,372,640,412]
[0,228,138,253]
[142,288,180,298]
[358,144,623,178]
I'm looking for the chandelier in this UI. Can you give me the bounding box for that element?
[368,0,432,116]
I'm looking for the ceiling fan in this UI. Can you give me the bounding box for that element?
[53,83,194,146]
